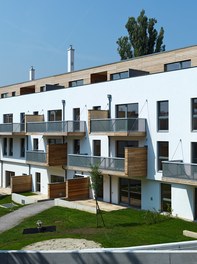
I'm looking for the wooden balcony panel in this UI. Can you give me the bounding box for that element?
[47,143,67,166]
[125,147,147,178]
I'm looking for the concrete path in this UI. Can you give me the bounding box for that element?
[0,200,54,234]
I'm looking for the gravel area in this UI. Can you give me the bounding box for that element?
[22,238,102,251]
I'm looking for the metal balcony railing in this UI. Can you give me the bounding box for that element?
[0,123,25,133]
[26,150,47,164]
[90,118,146,133]
[162,161,197,181]
[68,154,125,172]
[26,121,86,133]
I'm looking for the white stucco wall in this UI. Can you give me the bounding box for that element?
[172,184,195,220]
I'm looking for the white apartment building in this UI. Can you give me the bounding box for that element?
[1,45,197,221]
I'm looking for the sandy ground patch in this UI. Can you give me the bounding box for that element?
[22,238,102,251]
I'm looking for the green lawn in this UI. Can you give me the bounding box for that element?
[0,206,197,250]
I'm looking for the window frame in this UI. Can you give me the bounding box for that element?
[157,100,169,131]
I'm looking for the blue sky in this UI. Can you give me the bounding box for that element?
[0,0,197,86]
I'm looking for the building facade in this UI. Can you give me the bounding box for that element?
[1,45,197,221]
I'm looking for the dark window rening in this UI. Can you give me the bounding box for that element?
[157,100,169,131]
[164,60,191,72]
[158,141,169,171]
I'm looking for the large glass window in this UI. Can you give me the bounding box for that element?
[116,103,138,118]
[119,178,141,208]
[48,110,62,121]
[158,141,169,171]
[192,98,197,130]
[157,100,169,131]
[164,60,191,72]
[51,175,64,183]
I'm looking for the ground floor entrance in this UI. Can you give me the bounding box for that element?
[119,178,141,208]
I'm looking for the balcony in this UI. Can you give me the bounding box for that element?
[90,118,146,137]
[26,121,86,137]
[0,123,25,135]
[68,147,147,178]
[162,161,197,185]
[26,144,67,166]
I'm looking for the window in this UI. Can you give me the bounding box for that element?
[3,138,7,156]
[93,106,101,110]
[69,79,84,87]
[48,109,62,121]
[119,179,141,208]
[33,111,39,115]
[12,91,16,97]
[40,86,45,92]
[48,138,62,144]
[164,60,191,72]
[110,71,128,80]
[51,175,64,183]
[3,114,13,123]
[1,93,8,98]
[192,98,197,130]
[35,172,41,192]
[161,183,171,212]
[157,141,169,171]
[33,138,39,150]
[157,100,169,131]
[116,103,138,118]
[116,141,138,158]
[73,139,80,154]
[93,140,101,156]
[9,138,13,156]
[20,138,25,157]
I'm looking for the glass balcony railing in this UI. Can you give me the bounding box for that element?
[90,118,146,133]
[162,161,197,181]
[68,154,125,172]
[0,123,25,133]
[26,121,86,133]
[26,150,47,164]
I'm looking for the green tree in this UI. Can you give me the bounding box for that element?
[90,164,105,227]
[117,9,165,60]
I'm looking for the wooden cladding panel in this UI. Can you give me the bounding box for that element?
[1,46,197,98]
[88,110,109,133]
[66,178,89,201]
[11,175,32,193]
[47,143,67,166]
[125,147,147,178]
[48,182,66,199]
[25,114,44,122]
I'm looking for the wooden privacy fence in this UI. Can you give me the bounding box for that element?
[48,178,90,200]
[48,182,66,199]
[11,175,32,193]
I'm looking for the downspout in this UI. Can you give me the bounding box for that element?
[107,94,112,203]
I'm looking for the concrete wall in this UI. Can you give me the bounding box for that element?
[1,249,197,264]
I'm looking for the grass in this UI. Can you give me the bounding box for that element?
[0,195,23,217]
[0,206,197,250]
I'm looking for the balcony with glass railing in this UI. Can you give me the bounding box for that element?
[0,123,25,135]
[26,143,67,166]
[26,120,86,136]
[68,147,147,177]
[90,118,146,137]
[162,161,197,184]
